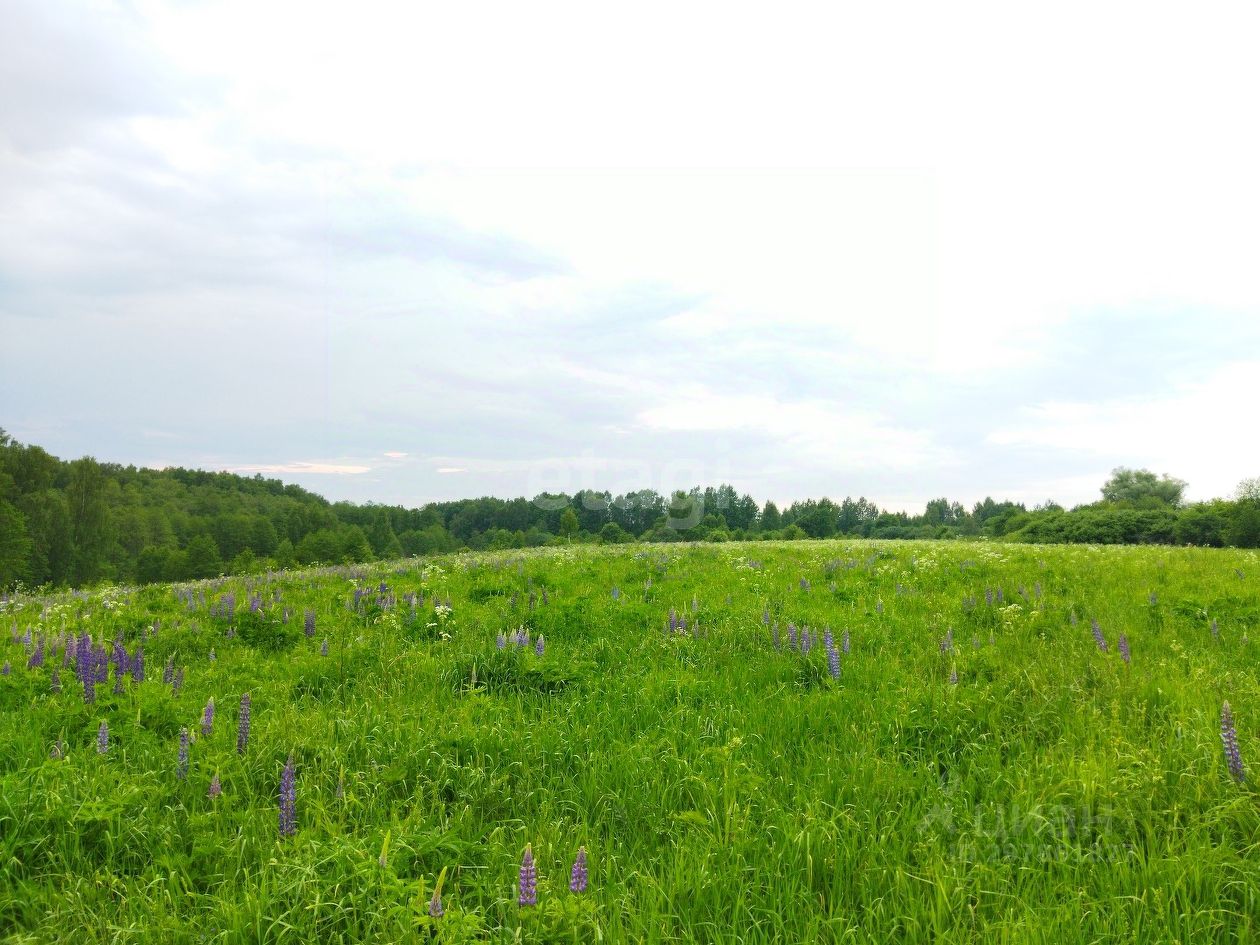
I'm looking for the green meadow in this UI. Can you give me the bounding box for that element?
[1,540,1257,944]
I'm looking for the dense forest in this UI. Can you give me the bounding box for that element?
[1,428,1258,590]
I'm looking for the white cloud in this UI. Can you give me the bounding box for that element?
[223,462,372,475]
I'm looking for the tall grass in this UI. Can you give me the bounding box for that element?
[0,540,1256,943]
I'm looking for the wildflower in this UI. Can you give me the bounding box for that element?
[940,629,953,654]
[1117,634,1131,664]
[178,727,190,780]
[208,648,216,663]
[97,720,109,755]
[1211,619,1220,641]
[535,635,545,656]
[824,631,840,679]
[1091,619,1108,652]
[279,754,297,837]
[163,655,175,685]
[1221,702,1245,782]
[304,609,316,637]
[788,623,797,649]
[496,632,507,650]
[237,693,251,755]
[173,667,185,695]
[949,667,958,686]
[518,844,537,906]
[1,661,8,676]
[201,697,215,737]
[842,630,850,655]
[209,773,222,799]
[570,846,588,893]
[320,638,329,657]
[27,638,44,669]
[112,662,125,695]
[429,884,444,918]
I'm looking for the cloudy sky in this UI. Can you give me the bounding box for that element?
[3,1,1259,512]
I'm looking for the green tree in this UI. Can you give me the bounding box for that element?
[1100,467,1187,507]
[0,500,32,587]
[184,534,223,579]
[558,507,580,541]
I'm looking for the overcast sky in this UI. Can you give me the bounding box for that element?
[3,1,1259,512]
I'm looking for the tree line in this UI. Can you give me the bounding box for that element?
[2,429,1258,590]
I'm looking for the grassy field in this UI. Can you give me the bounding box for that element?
[1,540,1257,944]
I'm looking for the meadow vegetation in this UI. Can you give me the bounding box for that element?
[1,539,1256,943]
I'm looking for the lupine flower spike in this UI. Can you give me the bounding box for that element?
[177,727,190,780]
[201,697,215,736]
[1117,634,1131,664]
[1221,701,1245,782]
[570,846,588,893]
[518,844,537,906]
[279,754,297,837]
[97,720,109,755]
[237,693,251,755]
[1091,619,1108,652]
[209,772,222,799]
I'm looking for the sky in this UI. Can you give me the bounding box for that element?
[3,0,1259,513]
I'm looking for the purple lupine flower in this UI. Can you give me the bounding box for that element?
[320,638,329,657]
[173,667,184,695]
[1211,619,1220,641]
[95,646,109,683]
[279,754,297,837]
[518,845,537,906]
[163,656,175,685]
[940,629,953,653]
[949,667,958,686]
[996,589,1005,603]
[97,720,109,755]
[535,635,545,656]
[304,609,316,637]
[668,609,678,634]
[1221,701,1245,782]
[177,727,190,780]
[1,661,9,676]
[985,588,994,606]
[570,846,588,893]
[112,662,125,695]
[612,586,621,600]
[27,638,45,669]
[237,693,251,755]
[1149,591,1158,606]
[50,668,61,693]
[1091,619,1108,652]
[428,884,444,918]
[799,577,810,591]
[496,632,507,650]
[787,623,797,650]
[208,773,222,799]
[801,628,812,654]
[208,648,216,663]
[201,697,215,737]
[824,631,841,679]
[762,608,770,625]
[1117,634,1131,664]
